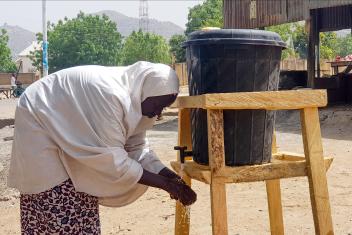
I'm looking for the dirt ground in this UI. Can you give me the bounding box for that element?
[0,97,351,234]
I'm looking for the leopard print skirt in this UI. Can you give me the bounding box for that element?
[20,179,100,235]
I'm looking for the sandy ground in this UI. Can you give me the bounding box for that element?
[0,97,351,234]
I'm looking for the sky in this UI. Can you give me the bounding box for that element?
[0,0,204,33]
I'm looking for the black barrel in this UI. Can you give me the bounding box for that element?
[183,29,286,166]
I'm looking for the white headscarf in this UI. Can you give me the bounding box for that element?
[119,61,179,137]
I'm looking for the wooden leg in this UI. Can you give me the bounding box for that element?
[266,180,284,235]
[175,109,192,235]
[175,175,191,235]
[301,108,334,235]
[266,131,285,235]
[210,180,227,235]
[207,110,228,235]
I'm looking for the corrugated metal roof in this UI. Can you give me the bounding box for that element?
[224,0,352,29]
[317,5,352,31]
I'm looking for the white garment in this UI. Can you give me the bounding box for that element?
[8,62,179,207]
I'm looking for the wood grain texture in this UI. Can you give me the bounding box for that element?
[266,132,285,235]
[174,90,327,110]
[300,108,334,235]
[266,180,284,235]
[274,151,333,163]
[207,110,226,175]
[175,109,192,235]
[170,157,333,185]
[207,110,228,235]
[171,161,210,184]
[177,109,192,161]
[210,181,228,235]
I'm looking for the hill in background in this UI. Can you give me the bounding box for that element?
[0,24,36,59]
[2,10,185,59]
[95,10,184,39]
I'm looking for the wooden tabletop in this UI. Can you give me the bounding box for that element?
[174,90,327,110]
[326,60,352,66]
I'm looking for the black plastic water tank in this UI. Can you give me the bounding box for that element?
[183,29,286,166]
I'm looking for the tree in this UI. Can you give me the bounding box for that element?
[31,12,123,73]
[336,35,352,57]
[293,24,308,59]
[266,23,298,59]
[121,30,171,65]
[319,32,337,59]
[186,0,223,35]
[0,29,16,72]
[169,34,187,63]
[267,22,337,60]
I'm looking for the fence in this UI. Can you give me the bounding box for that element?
[174,59,334,86]
[174,63,188,86]
[0,73,39,86]
[280,59,333,76]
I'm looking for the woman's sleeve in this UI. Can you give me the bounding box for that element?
[125,131,166,174]
[83,96,145,184]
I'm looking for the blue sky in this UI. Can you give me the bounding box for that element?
[0,1,203,33]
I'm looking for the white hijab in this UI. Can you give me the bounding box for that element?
[118,61,179,137]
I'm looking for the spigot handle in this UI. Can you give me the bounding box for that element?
[174,146,187,164]
[174,146,187,151]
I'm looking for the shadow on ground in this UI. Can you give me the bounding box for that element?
[0,119,14,130]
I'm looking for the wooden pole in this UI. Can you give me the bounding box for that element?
[307,9,320,88]
[301,108,334,235]
[207,109,228,235]
[175,109,192,235]
[266,132,285,235]
[315,11,321,79]
[307,12,316,88]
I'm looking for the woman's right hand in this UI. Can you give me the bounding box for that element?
[163,178,197,206]
[138,169,197,206]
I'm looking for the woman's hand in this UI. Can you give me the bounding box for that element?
[159,167,182,181]
[163,178,197,206]
[138,169,197,206]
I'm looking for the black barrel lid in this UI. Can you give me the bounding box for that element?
[183,29,287,48]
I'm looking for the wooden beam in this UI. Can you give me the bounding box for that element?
[307,11,319,88]
[266,179,284,235]
[207,110,228,235]
[175,109,192,235]
[274,151,333,162]
[174,90,327,110]
[300,108,334,234]
[266,132,285,235]
[171,161,211,184]
[170,156,333,185]
[207,110,226,175]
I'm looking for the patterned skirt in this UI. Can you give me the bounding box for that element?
[20,179,100,235]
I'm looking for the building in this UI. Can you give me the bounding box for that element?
[16,41,41,73]
[223,0,352,103]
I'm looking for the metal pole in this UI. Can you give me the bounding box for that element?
[42,0,48,77]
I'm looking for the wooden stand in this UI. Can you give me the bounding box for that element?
[171,90,334,235]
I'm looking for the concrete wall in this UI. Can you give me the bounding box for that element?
[17,56,37,73]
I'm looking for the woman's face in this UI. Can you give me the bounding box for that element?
[141,94,177,118]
